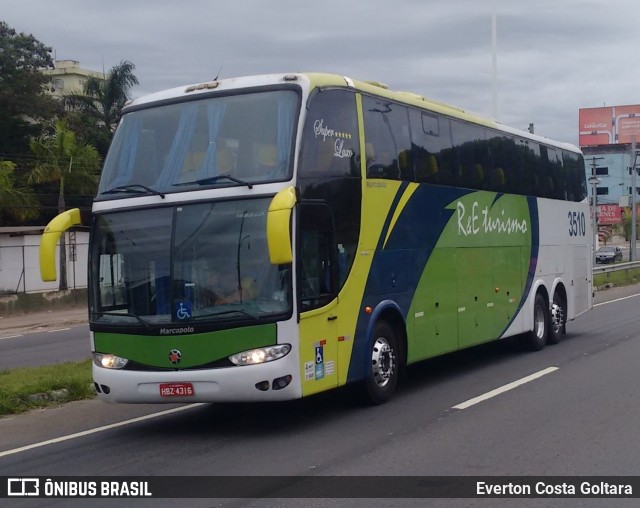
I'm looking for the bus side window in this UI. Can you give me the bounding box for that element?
[299,89,359,177]
[486,133,512,193]
[525,141,542,198]
[563,151,587,202]
[410,109,453,185]
[362,96,413,181]
[546,146,564,200]
[451,120,488,190]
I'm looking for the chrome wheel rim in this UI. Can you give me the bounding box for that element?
[371,337,395,388]
[551,302,564,334]
[534,304,546,340]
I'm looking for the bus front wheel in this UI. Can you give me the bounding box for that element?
[360,321,399,405]
[525,293,549,351]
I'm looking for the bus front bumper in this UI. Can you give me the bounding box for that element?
[92,354,302,403]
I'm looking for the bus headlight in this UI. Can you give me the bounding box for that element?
[93,353,128,369]
[229,344,291,366]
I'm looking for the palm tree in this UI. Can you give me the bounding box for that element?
[64,60,139,133]
[0,160,39,222]
[28,120,101,290]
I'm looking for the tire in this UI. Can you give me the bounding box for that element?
[524,293,548,351]
[360,321,399,405]
[547,292,566,345]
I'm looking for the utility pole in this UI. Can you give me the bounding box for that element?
[630,137,639,261]
[491,0,498,119]
[587,156,603,266]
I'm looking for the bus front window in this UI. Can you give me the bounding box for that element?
[90,198,292,328]
[97,90,299,197]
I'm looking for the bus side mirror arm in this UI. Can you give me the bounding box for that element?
[40,208,82,281]
[267,186,297,264]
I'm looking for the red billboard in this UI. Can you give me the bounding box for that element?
[579,105,640,147]
[596,204,640,224]
[596,204,622,225]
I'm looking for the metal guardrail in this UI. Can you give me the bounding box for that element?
[593,260,640,275]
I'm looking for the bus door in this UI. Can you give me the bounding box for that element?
[297,203,340,396]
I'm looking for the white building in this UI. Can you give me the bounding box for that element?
[0,227,88,294]
[42,59,105,97]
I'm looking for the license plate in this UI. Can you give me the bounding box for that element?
[159,383,194,397]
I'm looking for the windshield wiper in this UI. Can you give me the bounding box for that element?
[94,311,151,328]
[101,184,165,199]
[190,309,259,322]
[173,175,253,189]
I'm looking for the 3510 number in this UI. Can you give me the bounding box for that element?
[568,211,586,236]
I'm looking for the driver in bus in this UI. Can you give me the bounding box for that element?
[200,270,257,306]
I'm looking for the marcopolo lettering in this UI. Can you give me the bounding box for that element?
[160,326,195,335]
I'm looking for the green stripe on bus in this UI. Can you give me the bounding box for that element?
[94,323,277,369]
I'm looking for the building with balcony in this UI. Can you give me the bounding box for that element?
[42,59,105,97]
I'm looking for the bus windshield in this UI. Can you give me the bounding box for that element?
[89,197,291,327]
[97,89,299,197]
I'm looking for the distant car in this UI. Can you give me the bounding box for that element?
[596,246,623,263]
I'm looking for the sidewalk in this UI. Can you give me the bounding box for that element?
[0,306,88,337]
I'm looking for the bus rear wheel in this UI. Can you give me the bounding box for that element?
[360,321,399,405]
[524,293,548,351]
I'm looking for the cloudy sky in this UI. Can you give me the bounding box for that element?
[3,0,640,145]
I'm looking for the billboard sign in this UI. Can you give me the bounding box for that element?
[596,204,622,225]
[596,204,640,224]
[579,105,640,147]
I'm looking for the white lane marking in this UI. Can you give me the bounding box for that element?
[0,335,23,340]
[0,403,205,458]
[452,366,558,410]
[593,292,640,308]
[48,328,70,333]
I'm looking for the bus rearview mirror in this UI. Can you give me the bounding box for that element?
[40,208,82,281]
[267,187,296,264]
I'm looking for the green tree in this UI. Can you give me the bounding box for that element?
[64,60,139,135]
[28,120,101,290]
[622,209,640,243]
[0,21,59,156]
[0,160,38,222]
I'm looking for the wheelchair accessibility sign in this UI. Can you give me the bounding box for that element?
[314,345,324,380]
[175,301,192,320]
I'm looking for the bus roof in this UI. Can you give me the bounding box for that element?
[125,72,581,155]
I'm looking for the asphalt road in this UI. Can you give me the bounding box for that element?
[1,288,639,507]
[0,324,90,370]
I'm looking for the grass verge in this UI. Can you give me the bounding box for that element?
[0,359,94,417]
[594,266,640,288]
